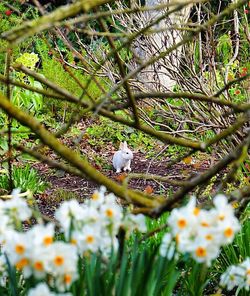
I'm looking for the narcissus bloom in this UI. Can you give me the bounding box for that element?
[27,283,72,296]
[1,191,32,223]
[45,242,78,277]
[29,223,55,247]
[160,194,240,266]
[220,265,246,291]
[160,233,176,260]
[55,200,85,233]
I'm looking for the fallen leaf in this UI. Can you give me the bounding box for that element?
[183,156,192,165]
[144,185,154,194]
[115,173,127,182]
[193,161,202,169]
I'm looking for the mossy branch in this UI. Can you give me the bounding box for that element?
[0,91,160,209]
[153,131,250,215]
[111,91,250,113]
[1,0,114,44]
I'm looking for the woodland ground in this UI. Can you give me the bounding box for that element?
[31,124,212,218]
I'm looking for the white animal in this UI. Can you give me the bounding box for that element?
[112,141,133,173]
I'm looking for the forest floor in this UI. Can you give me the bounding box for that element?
[33,136,212,218]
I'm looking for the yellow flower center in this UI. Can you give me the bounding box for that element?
[224,228,233,238]
[106,209,114,218]
[92,192,99,200]
[195,247,207,258]
[177,219,187,229]
[64,274,72,284]
[205,234,213,241]
[201,222,209,227]
[43,236,53,246]
[54,256,64,266]
[193,207,200,216]
[247,269,250,275]
[15,258,29,270]
[86,235,94,244]
[218,214,225,221]
[34,261,44,271]
[15,244,25,255]
[71,239,77,245]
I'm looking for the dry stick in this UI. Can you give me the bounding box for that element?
[9,66,249,152]
[3,1,207,128]
[96,14,140,127]
[111,91,250,112]
[1,0,114,44]
[93,0,249,108]
[66,1,195,112]
[16,145,84,178]
[2,0,246,104]
[0,74,65,100]
[2,73,249,115]
[127,173,188,186]
[0,91,161,209]
[153,131,250,216]
[66,1,202,27]
[12,65,203,150]
[4,49,13,191]
[84,3,198,105]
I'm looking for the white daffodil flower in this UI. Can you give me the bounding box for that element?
[217,216,241,245]
[28,223,55,247]
[45,242,78,277]
[77,225,102,253]
[159,233,176,260]
[190,237,220,266]
[55,200,85,233]
[27,282,73,296]
[123,213,147,233]
[4,196,32,222]
[220,265,246,291]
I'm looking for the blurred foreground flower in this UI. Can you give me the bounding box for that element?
[220,257,250,292]
[0,187,146,293]
[160,194,241,266]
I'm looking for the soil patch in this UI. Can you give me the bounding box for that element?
[34,150,211,218]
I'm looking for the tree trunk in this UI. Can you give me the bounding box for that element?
[132,0,192,90]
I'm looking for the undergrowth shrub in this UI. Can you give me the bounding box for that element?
[0,164,47,194]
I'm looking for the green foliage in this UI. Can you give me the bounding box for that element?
[35,39,110,121]
[15,52,39,70]
[86,116,156,152]
[0,3,36,74]
[47,188,79,204]
[71,240,179,296]
[0,164,47,194]
[216,34,233,65]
